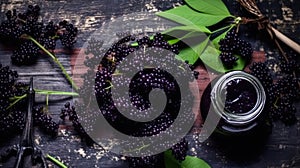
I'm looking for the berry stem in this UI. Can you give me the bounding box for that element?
[35,89,79,96]
[6,90,78,110]
[46,154,67,168]
[22,34,79,91]
[7,94,27,110]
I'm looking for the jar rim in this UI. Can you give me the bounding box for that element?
[210,71,266,125]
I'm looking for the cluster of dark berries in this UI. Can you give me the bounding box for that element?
[126,153,164,168]
[0,63,60,137]
[218,28,253,68]
[76,33,193,166]
[0,64,26,136]
[33,106,59,136]
[0,5,78,65]
[249,62,273,88]
[60,102,95,146]
[249,62,299,125]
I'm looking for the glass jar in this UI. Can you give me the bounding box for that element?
[200,71,270,136]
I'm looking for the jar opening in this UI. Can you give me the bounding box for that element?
[211,71,266,125]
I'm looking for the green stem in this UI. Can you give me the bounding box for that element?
[46,154,68,168]
[35,89,79,96]
[6,94,27,110]
[23,35,79,91]
[6,89,78,110]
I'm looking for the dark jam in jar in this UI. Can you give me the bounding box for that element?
[201,71,270,136]
[224,78,257,114]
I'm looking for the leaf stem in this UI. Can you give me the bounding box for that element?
[46,154,68,168]
[22,34,79,91]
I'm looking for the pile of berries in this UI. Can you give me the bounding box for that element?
[0,63,59,137]
[249,62,299,125]
[74,33,194,167]
[218,28,253,68]
[0,64,26,136]
[0,5,78,65]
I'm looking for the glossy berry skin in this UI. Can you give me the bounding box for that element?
[0,5,78,65]
[60,102,95,146]
[249,61,299,125]
[33,106,59,136]
[249,62,273,89]
[170,138,188,162]
[218,28,253,68]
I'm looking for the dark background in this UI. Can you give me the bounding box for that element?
[0,0,299,167]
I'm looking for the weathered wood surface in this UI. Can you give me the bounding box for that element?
[0,0,299,167]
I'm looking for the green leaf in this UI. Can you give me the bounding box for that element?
[163,25,210,45]
[185,0,230,15]
[163,25,211,35]
[200,46,247,73]
[164,150,211,168]
[156,5,231,27]
[176,37,209,64]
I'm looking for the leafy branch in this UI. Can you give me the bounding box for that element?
[156,0,244,73]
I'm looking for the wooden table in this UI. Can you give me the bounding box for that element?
[0,0,299,167]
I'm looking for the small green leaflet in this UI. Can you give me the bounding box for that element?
[164,150,211,168]
[163,25,211,35]
[156,5,231,27]
[162,25,210,46]
[200,46,247,73]
[185,0,231,15]
[176,37,209,64]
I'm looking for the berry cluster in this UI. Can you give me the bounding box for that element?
[170,138,188,161]
[0,64,26,136]
[218,28,253,68]
[33,106,59,136]
[126,153,164,168]
[249,62,273,88]
[249,62,299,125]
[0,63,60,137]
[0,5,78,65]
[60,102,95,146]
[77,33,193,166]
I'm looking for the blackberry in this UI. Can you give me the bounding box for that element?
[236,39,253,61]
[11,40,39,65]
[170,138,188,162]
[39,37,56,50]
[33,106,59,136]
[0,64,18,113]
[219,52,238,68]
[0,5,78,66]
[44,21,59,38]
[279,60,299,74]
[219,28,238,52]
[218,28,253,67]
[61,102,95,146]
[58,21,78,48]
[267,75,299,125]
[11,110,25,131]
[126,153,163,168]
[249,62,273,88]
